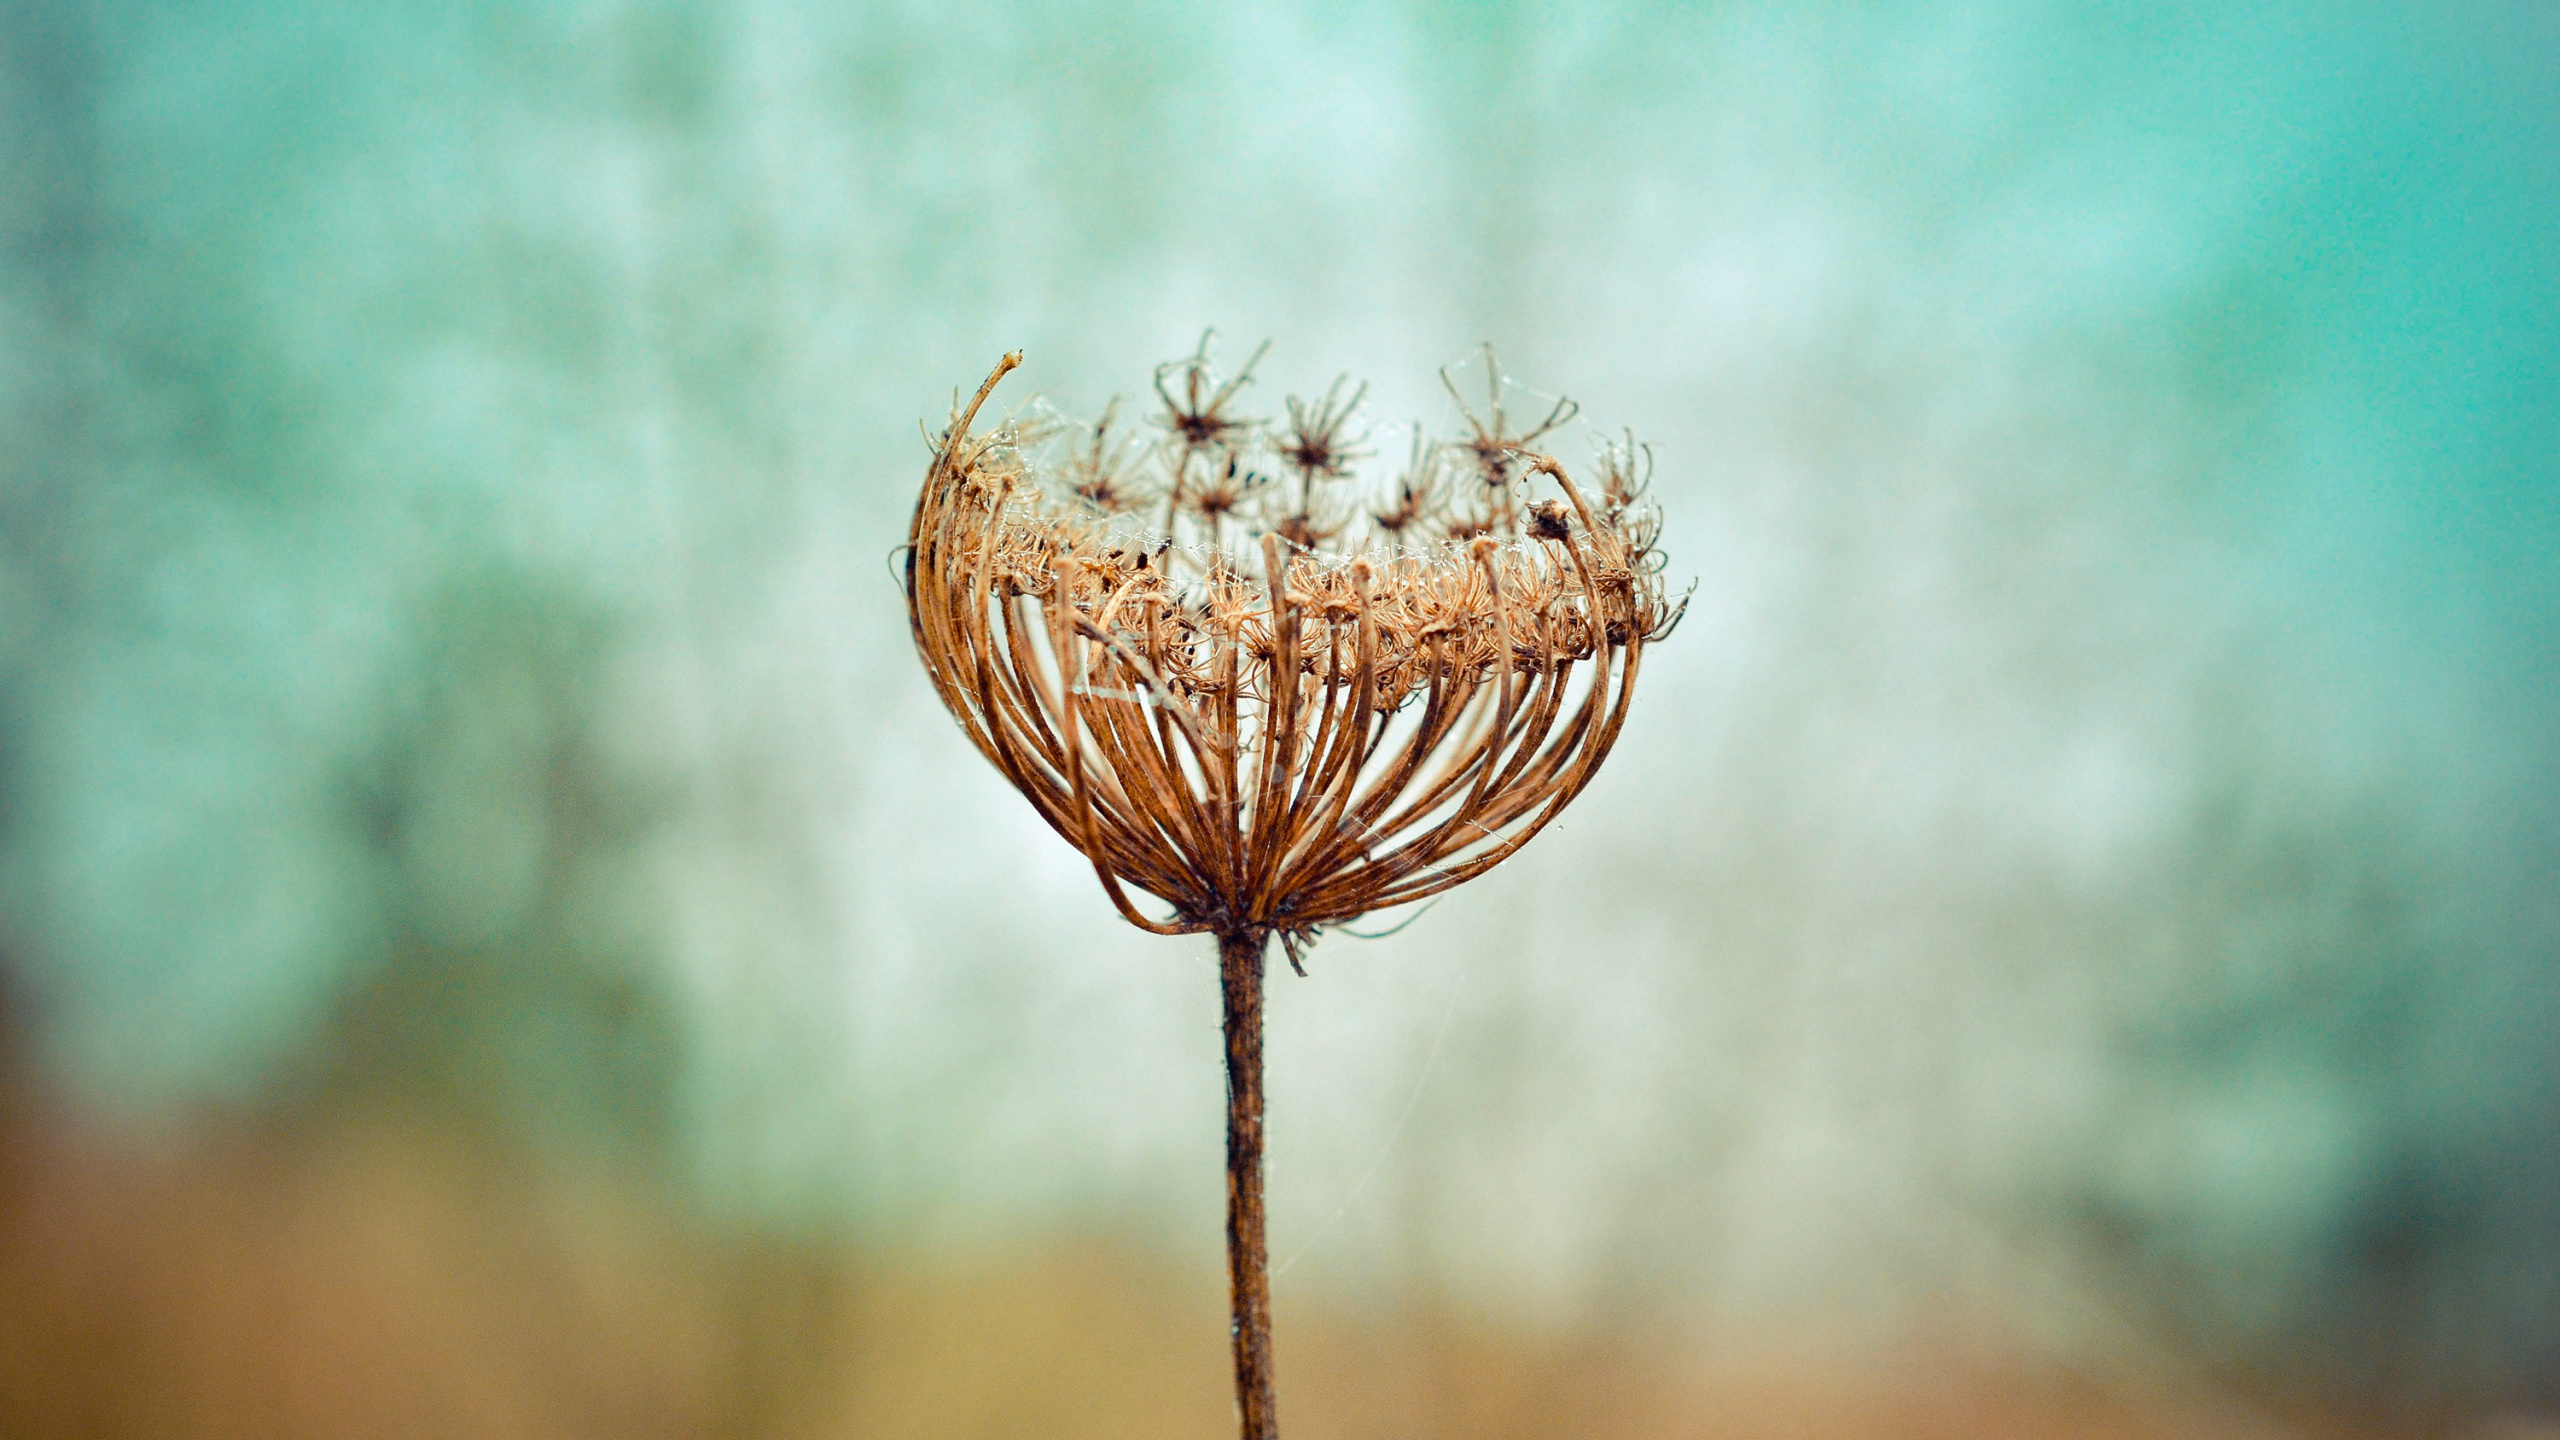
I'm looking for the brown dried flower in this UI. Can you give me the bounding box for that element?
[902,344,1679,1440]
[908,347,1675,941]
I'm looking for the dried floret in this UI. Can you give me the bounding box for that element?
[1154,329,1269,459]
[1063,396,1154,515]
[1439,343,1579,537]
[1370,425,1445,547]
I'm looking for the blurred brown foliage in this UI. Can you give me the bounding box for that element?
[0,1046,2461,1440]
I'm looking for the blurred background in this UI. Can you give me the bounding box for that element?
[2,0,2555,1435]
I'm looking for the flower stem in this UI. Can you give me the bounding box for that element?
[1218,927,1278,1440]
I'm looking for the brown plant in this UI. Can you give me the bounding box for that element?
[901,344,1680,1440]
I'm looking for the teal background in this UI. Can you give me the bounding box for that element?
[2,0,2554,1418]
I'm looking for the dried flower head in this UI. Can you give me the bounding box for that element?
[904,343,1680,947]
[902,340,1682,1440]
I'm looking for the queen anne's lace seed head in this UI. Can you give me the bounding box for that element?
[904,341,1685,945]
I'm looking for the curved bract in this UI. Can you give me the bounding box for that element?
[903,343,1680,945]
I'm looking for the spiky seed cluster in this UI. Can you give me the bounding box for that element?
[904,339,1683,948]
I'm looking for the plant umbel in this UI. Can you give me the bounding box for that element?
[901,337,1680,1440]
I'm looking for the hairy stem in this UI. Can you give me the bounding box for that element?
[1219,927,1277,1440]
